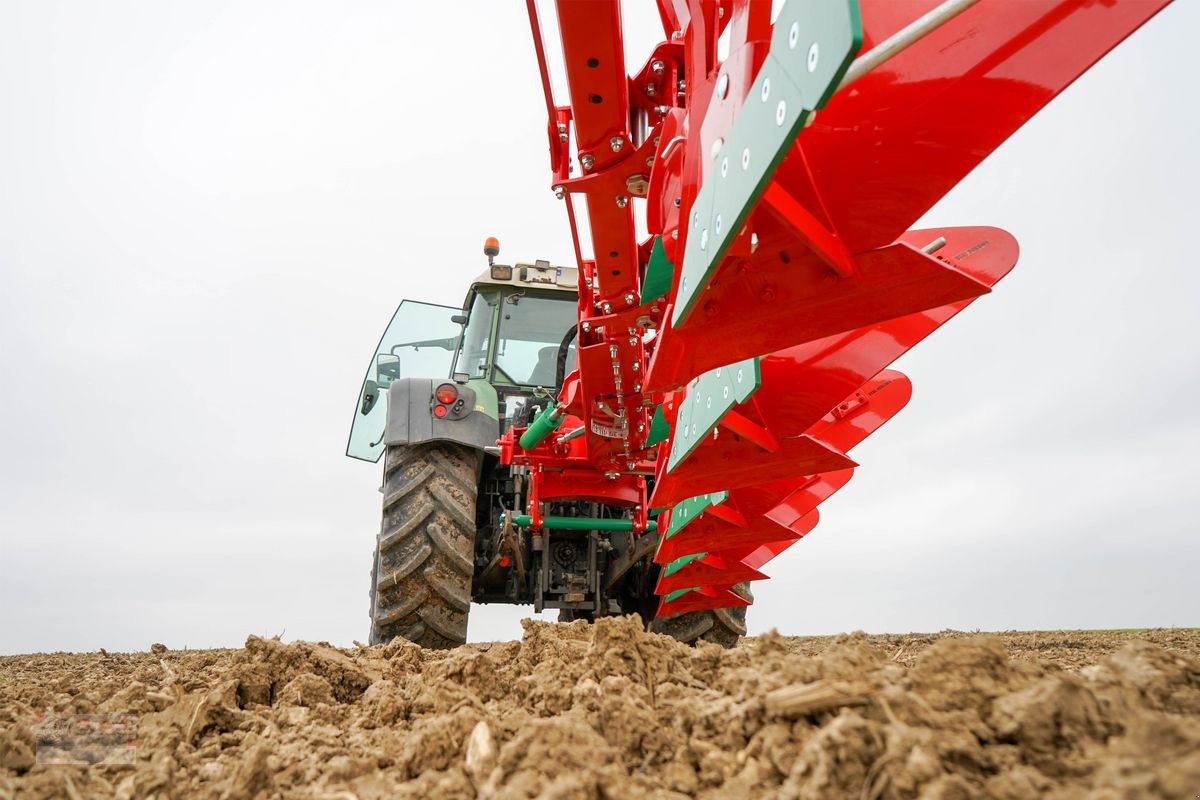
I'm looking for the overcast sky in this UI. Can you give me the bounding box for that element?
[1,1,1196,655]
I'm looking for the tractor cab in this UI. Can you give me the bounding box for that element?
[346,240,579,462]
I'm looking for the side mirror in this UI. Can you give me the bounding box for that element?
[376,353,401,387]
[451,314,468,325]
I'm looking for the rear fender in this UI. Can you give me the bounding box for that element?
[384,378,499,452]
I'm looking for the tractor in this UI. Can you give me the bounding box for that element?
[347,241,745,648]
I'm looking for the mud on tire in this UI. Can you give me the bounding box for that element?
[369,442,480,649]
[650,583,752,649]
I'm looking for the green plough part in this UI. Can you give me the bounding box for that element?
[673,0,863,326]
[646,404,670,447]
[642,235,675,301]
[666,357,760,473]
[503,514,658,533]
[665,491,729,540]
[663,552,707,577]
[664,587,698,604]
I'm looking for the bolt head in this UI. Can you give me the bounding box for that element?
[610,136,624,152]
[651,59,665,75]
[581,153,595,170]
[615,195,628,208]
[553,185,565,200]
[716,73,729,99]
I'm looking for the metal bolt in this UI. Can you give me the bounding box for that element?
[610,136,624,152]
[761,78,771,102]
[624,292,636,304]
[557,122,569,142]
[582,322,591,332]
[700,229,709,250]
[741,148,750,170]
[553,185,565,200]
[651,60,665,75]
[673,197,681,207]
[715,214,722,235]
[711,137,724,160]
[750,232,759,253]
[776,100,787,126]
[720,157,728,177]
[808,42,820,72]
[581,153,595,170]
[645,83,657,97]
[789,21,799,49]
[716,73,729,99]
[615,195,628,208]
[654,105,670,115]
[602,302,613,313]
[631,362,639,371]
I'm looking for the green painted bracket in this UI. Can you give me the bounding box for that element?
[664,587,697,604]
[666,357,760,473]
[646,404,671,448]
[665,491,729,540]
[642,236,675,301]
[673,0,863,327]
[663,552,708,578]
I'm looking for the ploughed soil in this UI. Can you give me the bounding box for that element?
[1,624,1198,799]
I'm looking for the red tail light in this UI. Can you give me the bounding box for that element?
[435,383,459,405]
[432,405,447,418]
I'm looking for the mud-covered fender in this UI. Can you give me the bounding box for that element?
[384,378,498,452]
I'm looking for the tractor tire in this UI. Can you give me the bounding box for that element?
[650,583,753,649]
[369,441,480,649]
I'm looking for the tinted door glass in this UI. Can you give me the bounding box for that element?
[346,300,461,462]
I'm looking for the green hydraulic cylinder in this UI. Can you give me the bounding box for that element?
[519,403,566,450]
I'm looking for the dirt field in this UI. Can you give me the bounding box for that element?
[1,623,1197,799]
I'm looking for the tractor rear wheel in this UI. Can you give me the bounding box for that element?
[369,442,480,649]
[650,583,753,648]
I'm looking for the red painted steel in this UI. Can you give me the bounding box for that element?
[504,0,1173,616]
[650,370,911,508]
[657,584,752,618]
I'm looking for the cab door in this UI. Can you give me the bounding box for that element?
[346,300,462,462]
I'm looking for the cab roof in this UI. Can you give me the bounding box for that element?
[472,260,578,294]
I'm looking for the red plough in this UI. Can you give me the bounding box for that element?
[503,0,1171,624]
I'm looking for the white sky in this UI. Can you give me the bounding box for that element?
[1,1,1196,654]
